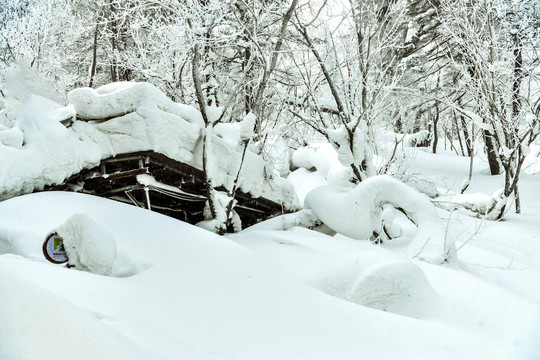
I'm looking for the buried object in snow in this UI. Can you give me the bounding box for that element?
[42,232,69,264]
[304,175,456,263]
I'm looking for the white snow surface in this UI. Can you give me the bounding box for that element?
[0,191,538,359]
[1,82,540,359]
[288,143,355,205]
[68,82,204,127]
[0,82,298,209]
[0,95,102,200]
[304,175,455,263]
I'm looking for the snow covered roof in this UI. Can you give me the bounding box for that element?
[0,82,298,213]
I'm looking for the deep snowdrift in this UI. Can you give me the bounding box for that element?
[0,192,538,360]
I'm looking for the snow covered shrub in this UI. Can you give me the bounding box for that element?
[56,214,117,276]
[404,130,431,147]
[304,175,456,263]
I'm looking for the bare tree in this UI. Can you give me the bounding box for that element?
[438,0,540,218]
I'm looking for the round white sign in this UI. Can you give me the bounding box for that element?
[43,232,69,264]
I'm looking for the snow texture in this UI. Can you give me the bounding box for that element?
[0,95,101,201]
[288,143,355,205]
[304,175,455,263]
[196,190,237,233]
[450,189,507,220]
[1,191,537,360]
[56,214,117,276]
[326,125,366,169]
[0,124,23,148]
[68,82,205,127]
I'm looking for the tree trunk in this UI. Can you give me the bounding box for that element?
[483,129,502,175]
[88,23,99,88]
[192,42,218,222]
[460,115,472,157]
[108,0,119,82]
[432,101,439,153]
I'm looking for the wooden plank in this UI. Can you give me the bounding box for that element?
[46,150,289,228]
[86,168,148,183]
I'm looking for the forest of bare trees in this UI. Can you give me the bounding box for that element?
[1,0,539,225]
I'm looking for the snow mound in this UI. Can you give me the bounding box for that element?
[0,95,101,201]
[403,130,431,147]
[0,191,536,360]
[450,189,507,220]
[230,227,436,318]
[69,82,205,128]
[0,191,491,360]
[0,124,23,148]
[56,214,117,276]
[288,143,355,205]
[348,259,433,317]
[291,143,353,183]
[304,175,455,263]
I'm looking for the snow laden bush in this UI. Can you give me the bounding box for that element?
[304,175,456,263]
[56,214,117,276]
[325,124,374,182]
[196,190,242,234]
[450,190,508,221]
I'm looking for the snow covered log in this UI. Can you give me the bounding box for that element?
[449,190,508,221]
[304,175,456,263]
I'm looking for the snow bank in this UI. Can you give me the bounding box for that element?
[0,263,161,360]
[304,175,455,263]
[56,214,117,276]
[230,224,538,358]
[0,191,508,360]
[231,227,436,318]
[0,95,101,201]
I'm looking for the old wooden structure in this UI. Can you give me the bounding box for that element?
[48,151,287,228]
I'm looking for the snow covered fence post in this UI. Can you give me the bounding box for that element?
[305,175,456,263]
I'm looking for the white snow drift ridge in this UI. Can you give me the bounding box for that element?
[304,175,456,263]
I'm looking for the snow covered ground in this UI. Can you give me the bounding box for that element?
[1,81,540,359]
[1,143,539,359]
